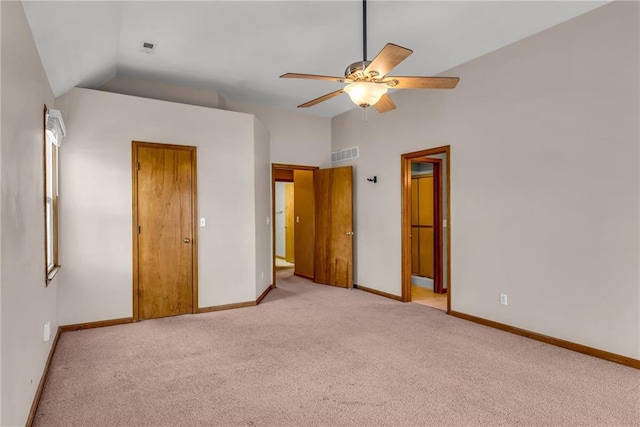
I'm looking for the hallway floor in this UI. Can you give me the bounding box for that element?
[411,285,447,311]
[275,258,294,269]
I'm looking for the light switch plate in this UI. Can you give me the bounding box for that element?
[43,321,51,342]
[199,218,206,227]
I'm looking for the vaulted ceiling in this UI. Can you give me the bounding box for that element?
[23,1,606,118]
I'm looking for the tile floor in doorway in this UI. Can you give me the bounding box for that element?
[275,258,294,268]
[411,285,447,311]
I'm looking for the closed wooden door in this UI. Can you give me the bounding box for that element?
[418,175,435,278]
[133,142,196,320]
[284,183,295,263]
[410,174,436,278]
[411,226,420,275]
[294,170,315,279]
[314,166,353,288]
[411,178,420,275]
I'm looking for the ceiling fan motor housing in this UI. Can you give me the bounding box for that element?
[345,61,373,80]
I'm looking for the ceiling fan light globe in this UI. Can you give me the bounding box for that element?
[344,82,387,108]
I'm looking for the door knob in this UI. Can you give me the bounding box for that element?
[345,231,354,236]
[183,238,191,243]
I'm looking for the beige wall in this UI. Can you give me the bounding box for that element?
[100,74,222,109]
[254,118,273,298]
[55,88,268,324]
[225,100,332,168]
[332,2,639,359]
[1,2,59,425]
[0,1,3,421]
[99,77,333,170]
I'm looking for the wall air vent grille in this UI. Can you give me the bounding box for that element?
[140,41,157,54]
[331,146,359,163]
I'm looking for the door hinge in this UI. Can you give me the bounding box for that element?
[137,288,141,297]
[138,225,141,234]
[136,162,140,171]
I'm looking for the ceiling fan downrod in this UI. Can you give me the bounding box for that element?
[362,0,367,61]
[345,0,372,79]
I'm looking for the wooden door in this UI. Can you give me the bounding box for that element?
[133,142,196,320]
[314,166,353,288]
[430,161,443,293]
[411,226,420,275]
[419,227,435,278]
[411,178,420,274]
[418,175,435,278]
[411,175,434,277]
[284,183,295,263]
[409,165,443,292]
[293,170,315,279]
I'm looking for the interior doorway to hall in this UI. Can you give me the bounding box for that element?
[401,146,451,312]
[271,163,354,289]
[274,181,295,270]
[271,164,317,286]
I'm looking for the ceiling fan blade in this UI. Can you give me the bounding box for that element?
[298,89,344,108]
[389,76,460,89]
[374,94,396,113]
[280,73,344,82]
[364,43,413,78]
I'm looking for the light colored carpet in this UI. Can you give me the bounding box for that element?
[35,270,640,426]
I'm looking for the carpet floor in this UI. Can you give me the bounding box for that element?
[34,270,640,426]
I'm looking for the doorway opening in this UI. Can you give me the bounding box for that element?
[272,164,318,287]
[271,163,355,289]
[401,146,451,312]
[274,181,295,270]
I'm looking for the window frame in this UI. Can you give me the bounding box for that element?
[44,106,61,284]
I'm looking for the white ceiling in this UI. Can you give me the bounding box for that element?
[23,1,606,118]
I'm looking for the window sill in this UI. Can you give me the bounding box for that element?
[46,265,61,285]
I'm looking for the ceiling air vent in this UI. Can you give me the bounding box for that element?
[331,146,359,163]
[140,41,157,54]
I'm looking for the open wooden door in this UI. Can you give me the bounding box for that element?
[314,166,353,288]
[284,183,295,263]
[293,169,315,279]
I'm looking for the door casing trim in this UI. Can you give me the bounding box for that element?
[401,146,451,311]
[132,141,198,321]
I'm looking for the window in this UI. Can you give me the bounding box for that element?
[44,107,65,283]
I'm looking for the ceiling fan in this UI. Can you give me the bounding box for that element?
[280,0,460,113]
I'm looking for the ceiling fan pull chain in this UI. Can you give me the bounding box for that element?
[362,0,367,61]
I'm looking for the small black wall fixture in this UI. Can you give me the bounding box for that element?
[367,176,377,183]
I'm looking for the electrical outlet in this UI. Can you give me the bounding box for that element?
[43,320,51,342]
[261,271,264,280]
[500,293,508,305]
